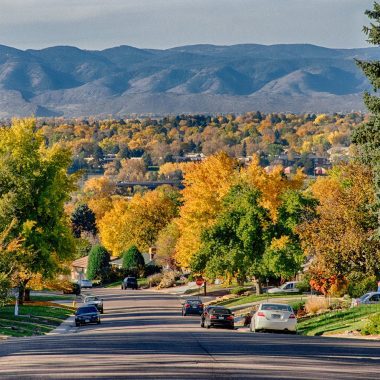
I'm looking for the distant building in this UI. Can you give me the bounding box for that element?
[71,256,89,281]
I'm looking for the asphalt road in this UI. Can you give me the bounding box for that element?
[0,288,379,379]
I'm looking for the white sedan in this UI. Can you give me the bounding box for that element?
[250,303,297,333]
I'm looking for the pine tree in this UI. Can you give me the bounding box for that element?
[353,2,380,230]
[87,245,110,283]
[71,204,97,238]
[122,245,145,272]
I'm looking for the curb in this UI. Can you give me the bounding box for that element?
[47,315,75,335]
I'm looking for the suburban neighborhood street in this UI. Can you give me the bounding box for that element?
[0,288,379,379]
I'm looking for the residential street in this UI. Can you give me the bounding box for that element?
[0,288,379,379]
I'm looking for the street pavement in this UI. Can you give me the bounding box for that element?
[0,287,379,379]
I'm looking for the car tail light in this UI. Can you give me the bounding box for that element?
[289,314,296,319]
[257,312,266,317]
[185,304,190,308]
[226,315,234,320]
[210,315,217,319]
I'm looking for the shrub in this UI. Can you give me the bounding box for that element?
[290,300,305,313]
[144,264,162,277]
[362,313,380,335]
[230,286,248,295]
[305,297,329,315]
[297,276,311,293]
[157,271,180,289]
[347,272,377,298]
[87,245,111,283]
[122,246,145,275]
[147,273,163,287]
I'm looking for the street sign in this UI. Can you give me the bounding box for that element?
[195,278,204,286]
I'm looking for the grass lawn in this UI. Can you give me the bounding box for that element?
[30,294,76,302]
[297,304,380,336]
[214,293,304,308]
[0,304,74,337]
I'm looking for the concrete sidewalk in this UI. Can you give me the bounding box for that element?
[47,316,75,335]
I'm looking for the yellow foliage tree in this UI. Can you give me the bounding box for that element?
[242,156,305,221]
[99,186,179,255]
[175,152,238,267]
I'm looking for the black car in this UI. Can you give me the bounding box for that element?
[121,277,138,290]
[75,305,101,327]
[201,306,234,330]
[182,299,203,316]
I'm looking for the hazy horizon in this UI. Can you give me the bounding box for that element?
[0,0,374,51]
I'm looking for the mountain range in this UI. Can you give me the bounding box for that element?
[0,43,378,117]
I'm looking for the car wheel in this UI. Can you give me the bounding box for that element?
[75,322,80,327]
[97,320,101,324]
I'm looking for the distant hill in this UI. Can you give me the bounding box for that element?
[0,43,377,117]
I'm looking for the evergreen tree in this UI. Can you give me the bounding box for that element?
[122,245,145,273]
[71,204,97,238]
[353,2,380,231]
[87,245,110,283]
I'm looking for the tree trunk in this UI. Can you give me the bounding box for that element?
[253,277,262,295]
[24,289,31,302]
[18,284,25,305]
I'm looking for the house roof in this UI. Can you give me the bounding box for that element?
[72,256,89,268]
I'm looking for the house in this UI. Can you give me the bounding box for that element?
[71,256,89,281]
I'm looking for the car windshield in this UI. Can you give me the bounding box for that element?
[187,300,201,306]
[85,296,99,302]
[261,304,292,312]
[359,293,372,301]
[280,283,292,289]
[210,308,231,315]
[126,278,136,282]
[77,307,97,315]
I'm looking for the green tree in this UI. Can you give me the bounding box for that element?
[0,119,76,302]
[87,245,110,283]
[71,204,97,238]
[191,184,270,289]
[122,245,145,274]
[353,2,380,231]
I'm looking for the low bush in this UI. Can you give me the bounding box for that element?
[347,273,377,298]
[230,287,248,295]
[361,313,380,335]
[305,297,329,315]
[157,271,180,289]
[147,273,163,287]
[290,300,305,313]
[297,275,311,293]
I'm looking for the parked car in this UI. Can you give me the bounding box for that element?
[351,292,380,307]
[83,295,104,313]
[201,306,234,330]
[267,281,299,294]
[63,282,81,295]
[75,305,101,326]
[181,298,203,316]
[121,277,138,290]
[78,279,93,289]
[250,303,297,333]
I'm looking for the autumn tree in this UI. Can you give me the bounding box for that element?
[353,2,380,232]
[298,163,380,292]
[175,152,238,267]
[155,220,180,269]
[0,119,76,302]
[99,186,180,255]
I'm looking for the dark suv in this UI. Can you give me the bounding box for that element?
[121,277,138,290]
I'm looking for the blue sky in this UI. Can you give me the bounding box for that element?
[0,0,374,50]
